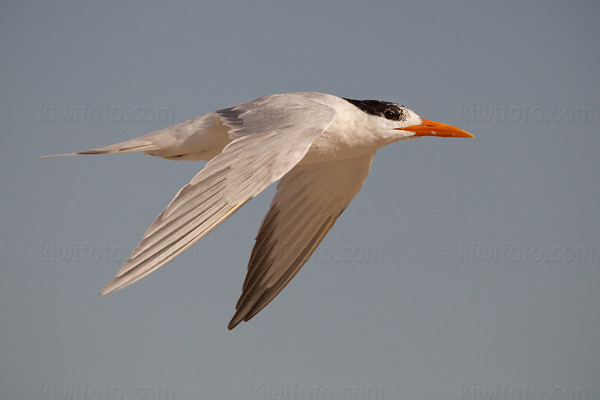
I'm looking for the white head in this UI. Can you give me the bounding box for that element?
[343,98,474,141]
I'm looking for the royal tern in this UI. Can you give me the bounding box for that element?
[43,92,473,329]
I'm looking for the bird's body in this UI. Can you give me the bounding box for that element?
[43,92,473,329]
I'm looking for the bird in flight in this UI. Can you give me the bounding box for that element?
[43,92,473,329]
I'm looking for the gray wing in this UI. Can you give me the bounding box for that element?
[101,94,337,295]
[228,152,375,329]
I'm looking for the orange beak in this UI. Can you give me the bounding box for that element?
[396,118,474,138]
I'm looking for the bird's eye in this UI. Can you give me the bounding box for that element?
[384,110,397,120]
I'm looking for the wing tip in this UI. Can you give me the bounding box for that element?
[99,284,115,296]
[99,277,124,296]
[227,313,245,330]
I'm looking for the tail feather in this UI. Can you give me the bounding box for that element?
[38,112,231,161]
[38,139,158,159]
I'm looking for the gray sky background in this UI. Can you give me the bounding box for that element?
[1,1,599,399]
